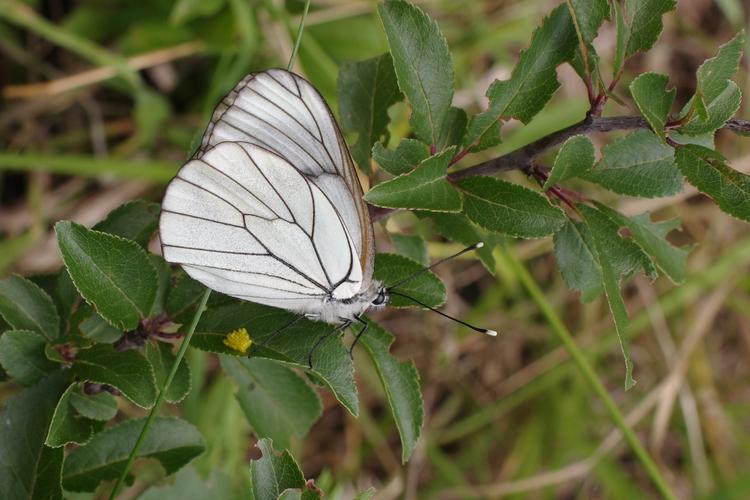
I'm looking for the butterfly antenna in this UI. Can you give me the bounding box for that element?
[389,290,497,336]
[386,242,485,292]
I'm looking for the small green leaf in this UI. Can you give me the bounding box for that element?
[221,356,322,450]
[0,274,60,339]
[69,388,118,421]
[63,417,205,492]
[138,467,233,500]
[364,148,462,212]
[372,139,429,176]
[0,329,58,385]
[583,130,682,197]
[249,438,305,500]
[359,321,423,463]
[458,177,566,238]
[543,135,595,189]
[624,0,676,59]
[373,253,446,308]
[686,31,745,118]
[92,200,160,248]
[391,233,429,266]
[55,221,158,330]
[437,106,468,150]
[612,0,627,77]
[72,344,157,409]
[464,5,577,146]
[423,212,497,273]
[566,0,608,44]
[145,342,191,404]
[338,53,401,172]
[79,314,124,344]
[580,205,636,390]
[630,72,675,142]
[679,81,741,136]
[149,254,171,316]
[675,144,750,223]
[46,384,102,448]
[378,0,454,146]
[554,220,603,303]
[0,371,68,500]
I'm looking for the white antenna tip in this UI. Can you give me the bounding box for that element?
[475,242,484,249]
[484,329,498,337]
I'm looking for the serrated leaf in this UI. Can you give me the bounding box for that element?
[373,253,446,308]
[544,135,595,189]
[72,344,157,408]
[364,148,462,212]
[679,81,741,136]
[146,342,191,404]
[630,72,675,142]
[458,177,566,238]
[194,302,358,416]
[79,314,124,344]
[624,0,676,59]
[579,205,636,390]
[92,200,160,248]
[62,417,205,492]
[566,0,608,44]
[46,384,102,448]
[372,139,429,176]
[55,221,158,330]
[554,220,603,303]
[675,144,750,222]
[423,212,497,273]
[688,31,745,115]
[0,274,60,339]
[583,130,682,197]
[464,5,577,146]
[221,356,322,450]
[69,388,118,421]
[0,329,58,385]
[0,371,68,500]
[249,438,306,500]
[359,321,423,463]
[391,233,429,266]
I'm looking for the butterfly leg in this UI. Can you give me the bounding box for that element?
[308,320,351,369]
[348,315,369,360]
[253,315,305,353]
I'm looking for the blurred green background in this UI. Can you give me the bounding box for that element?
[1,0,750,498]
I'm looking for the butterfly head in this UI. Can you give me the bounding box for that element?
[370,286,389,308]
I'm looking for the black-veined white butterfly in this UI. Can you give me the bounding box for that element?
[159,69,495,362]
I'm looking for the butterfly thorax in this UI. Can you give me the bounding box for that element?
[307,280,387,325]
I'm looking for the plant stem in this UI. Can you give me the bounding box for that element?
[502,248,676,499]
[287,0,311,71]
[109,288,212,500]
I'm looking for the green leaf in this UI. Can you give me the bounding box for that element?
[372,139,429,176]
[464,5,577,146]
[543,135,595,189]
[675,144,750,223]
[378,0,454,146]
[145,342,191,404]
[612,0,627,77]
[46,384,102,448]
[364,148,462,212]
[630,72,675,142]
[566,0,608,44]
[583,130,682,197]
[72,344,157,409]
[194,302,359,416]
[579,205,636,389]
[138,467,233,500]
[373,253,446,308]
[249,438,305,500]
[458,177,566,238]
[391,233,429,266]
[69,388,118,421]
[221,356,322,450]
[436,106,468,150]
[134,89,171,146]
[0,274,60,339]
[170,0,225,25]
[679,81,741,136]
[165,272,206,325]
[338,53,401,172]
[92,200,160,248]
[79,314,124,344]
[62,416,205,492]
[594,203,689,284]
[624,0,676,59]
[149,254,171,316]
[0,329,58,385]
[424,212,497,273]
[55,221,158,330]
[0,371,69,500]
[554,220,603,303]
[359,321,422,463]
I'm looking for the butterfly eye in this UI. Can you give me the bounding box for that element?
[372,289,388,306]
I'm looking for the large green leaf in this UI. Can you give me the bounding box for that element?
[543,135,595,189]
[249,438,307,500]
[554,219,603,303]
[55,221,158,330]
[364,148,462,212]
[360,321,422,463]
[92,200,160,248]
[0,274,60,339]
[62,417,205,492]
[463,5,577,148]
[372,139,429,176]
[0,371,69,500]
[675,144,750,223]
[72,344,157,408]
[338,53,401,172]
[566,0,608,44]
[373,253,446,308]
[0,329,58,385]
[583,130,682,197]
[630,72,675,142]
[221,356,322,450]
[378,0,453,146]
[458,177,566,238]
[46,384,102,448]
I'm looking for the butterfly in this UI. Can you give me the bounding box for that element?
[159,68,494,359]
